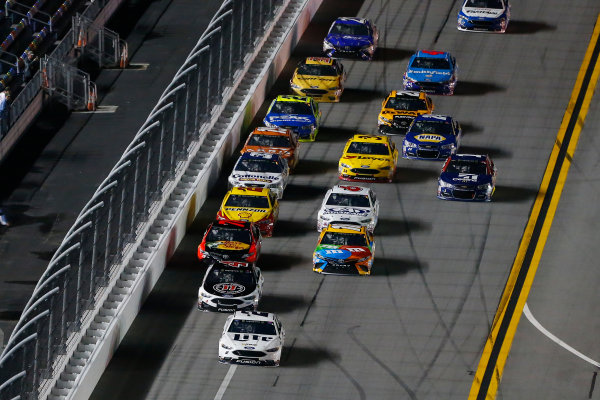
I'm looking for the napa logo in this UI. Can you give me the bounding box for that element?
[415,134,445,142]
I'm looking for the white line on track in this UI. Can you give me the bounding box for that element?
[213,365,237,400]
[524,303,600,368]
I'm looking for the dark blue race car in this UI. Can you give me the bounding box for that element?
[457,0,510,33]
[263,95,321,142]
[402,114,461,160]
[403,50,458,95]
[437,154,497,201]
[322,17,378,61]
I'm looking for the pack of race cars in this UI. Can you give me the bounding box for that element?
[200,5,504,367]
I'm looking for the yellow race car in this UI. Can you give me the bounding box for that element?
[216,187,279,237]
[290,57,346,102]
[377,90,434,134]
[338,134,399,183]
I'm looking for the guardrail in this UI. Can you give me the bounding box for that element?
[0,0,286,398]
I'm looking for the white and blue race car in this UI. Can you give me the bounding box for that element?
[438,154,497,201]
[457,0,510,33]
[317,185,379,232]
[402,114,461,160]
[228,152,289,199]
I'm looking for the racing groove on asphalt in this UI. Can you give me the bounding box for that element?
[91,0,600,399]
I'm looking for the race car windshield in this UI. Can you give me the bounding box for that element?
[465,0,503,9]
[330,23,369,36]
[446,160,487,175]
[325,193,370,208]
[297,64,338,76]
[411,57,451,70]
[225,195,270,209]
[320,232,367,247]
[346,142,390,156]
[206,268,255,287]
[385,97,427,111]
[247,134,292,148]
[228,320,277,336]
[270,101,312,115]
[411,121,454,135]
[236,159,282,173]
[206,226,251,243]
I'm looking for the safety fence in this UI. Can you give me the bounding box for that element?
[0,0,284,398]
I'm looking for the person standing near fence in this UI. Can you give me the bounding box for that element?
[0,89,10,138]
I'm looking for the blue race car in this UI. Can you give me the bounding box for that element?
[402,114,461,160]
[322,17,378,61]
[437,154,497,201]
[263,95,321,142]
[403,50,458,95]
[457,0,510,33]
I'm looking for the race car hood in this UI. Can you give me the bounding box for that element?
[405,131,456,146]
[229,172,283,185]
[264,114,315,128]
[314,245,372,262]
[461,7,505,18]
[325,34,372,48]
[440,172,492,186]
[405,68,452,83]
[292,74,340,90]
[203,278,257,297]
[205,240,251,252]
[222,207,271,223]
[224,333,278,349]
[380,108,420,118]
[340,154,394,169]
[320,206,374,223]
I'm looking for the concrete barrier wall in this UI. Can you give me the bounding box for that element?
[68,0,323,398]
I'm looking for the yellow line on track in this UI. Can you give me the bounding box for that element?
[469,13,600,400]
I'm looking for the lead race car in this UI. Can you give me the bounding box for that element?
[323,17,378,60]
[228,152,289,199]
[457,0,510,33]
[437,154,497,201]
[219,311,285,366]
[317,185,379,232]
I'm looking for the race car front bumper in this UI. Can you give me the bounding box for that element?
[313,259,371,275]
[198,295,258,313]
[219,356,279,367]
[403,79,456,95]
[291,87,343,102]
[437,184,493,201]
[402,143,455,160]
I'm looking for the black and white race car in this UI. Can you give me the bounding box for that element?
[219,311,285,366]
[317,184,379,232]
[198,261,264,312]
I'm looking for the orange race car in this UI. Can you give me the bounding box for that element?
[241,127,300,169]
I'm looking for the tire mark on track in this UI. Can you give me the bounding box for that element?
[433,0,461,44]
[300,275,325,326]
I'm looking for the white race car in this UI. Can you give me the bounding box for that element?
[317,185,379,232]
[198,261,264,312]
[219,311,285,366]
[228,152,289,199]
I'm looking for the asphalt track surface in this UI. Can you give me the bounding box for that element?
[3,0,600,399]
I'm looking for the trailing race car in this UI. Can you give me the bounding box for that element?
[313,223,375,275]
[263,95,321,142]
[457,0,510,33]
[403,50,458,95]
[438,154,496,201]
[323,17,378,60]
[197,220,261,266]
[402,114,462,160]
[378,90,434,134]
[317,185,379,232]
[290,57,346,102]
[216,187,279,237]
[338,134,398,182]
[219,311,285,366]
[198,261,264,312]
[228,152,289,199]
[241,127,300,170]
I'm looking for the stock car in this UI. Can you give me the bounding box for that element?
[197,220,261,266]
[219,311,285,366]
[263,95,321,142]
[228,152,289,199]
[290,57,346,102]
[338,134,398,182]
[403,50,458,95]
[317,185,379,233]
[402,114,462,160]
[313,223,375,275]
[322,17,379,60]
[241,127,300,169]
[437,154,497,201]
[216,187,279,237]
[378,90,435,134]
[198,261,264,312]
[457,0,510,33]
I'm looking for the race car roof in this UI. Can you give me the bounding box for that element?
[253,127,291,136]
[349,133,393,144]
[227,187,271,197]
[239,151,282,162]
[274,95,311,103]
[304,57,334,65]
[334,17,368,25]
[414,50,452,59]
[210,219,254,230]
[415,114,454,123]
[449,154,487,162]
[231,310,276,322]
[331,184,371,195]
[325,223,367,233]
[389,90,428,100]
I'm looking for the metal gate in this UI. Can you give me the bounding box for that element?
[40,56,97,111]
[73,13,128,69]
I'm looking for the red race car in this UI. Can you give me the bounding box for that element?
[197,220,262,266]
